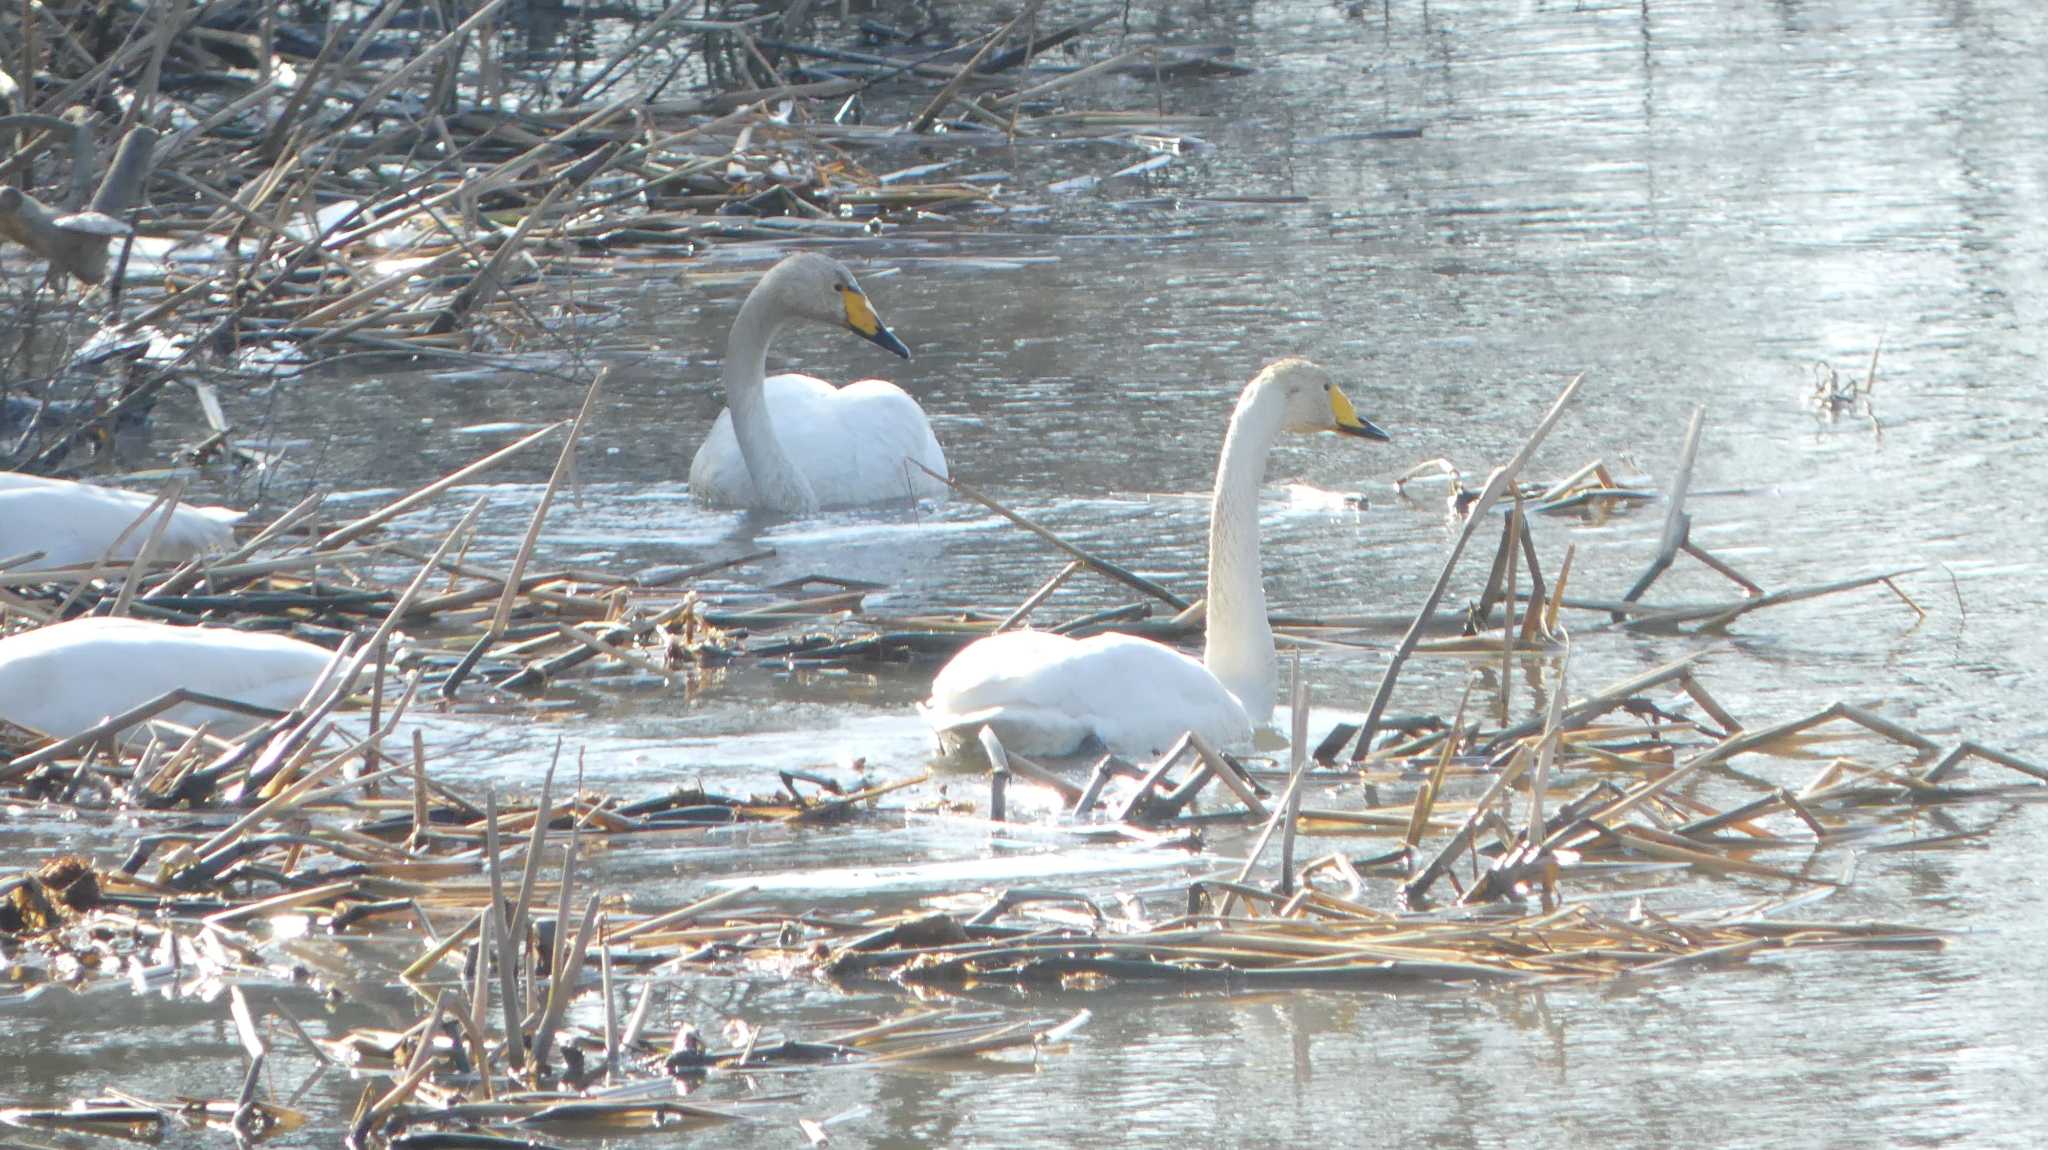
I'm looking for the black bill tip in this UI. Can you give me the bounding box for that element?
[863,323,912,360]
[1339,417,1392,442]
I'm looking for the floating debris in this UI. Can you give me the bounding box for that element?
[806,893,1950,990]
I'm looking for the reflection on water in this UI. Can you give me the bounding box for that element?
[12,0,2048,1144]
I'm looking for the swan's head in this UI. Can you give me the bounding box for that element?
[1259,357,1392,441]
[762,252,912,359]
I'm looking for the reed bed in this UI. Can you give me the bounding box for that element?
[0,376,2038,1144]
[2,0,1254,475]
[808,892,1950,990]
[0,676,1993,1144]
[1,808,1080,1146]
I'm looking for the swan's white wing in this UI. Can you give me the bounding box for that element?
[0,617,338,738]
[688,374,949,510]
[0,477,241,570]
[800,379,950,507]
[922,630,1253,758]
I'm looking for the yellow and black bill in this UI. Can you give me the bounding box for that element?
[1330,383,1392,441]
[841,287,912,360]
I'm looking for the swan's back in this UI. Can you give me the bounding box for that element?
[0,617,338,738]
[690,374,949,510]
[0,474,241,571]
[923,629,1253,758]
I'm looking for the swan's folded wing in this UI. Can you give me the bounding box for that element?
[923,630,1252,758]
[0,617,339,738]
[689,374,945,509]
[772,377,950,508]
[920,700,1095,761]
[0,483,240,570]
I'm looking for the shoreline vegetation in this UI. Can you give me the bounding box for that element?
[1,0,1249,474]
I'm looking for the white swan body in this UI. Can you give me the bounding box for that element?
[922,358,1389,759]
[925,629,1254,758]
[0,616,337,738]
[0,473,241,571]
[690,373,947,509]
[688,252,948,512]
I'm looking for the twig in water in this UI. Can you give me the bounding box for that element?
[1351,373,1586,758]
[911,460,1189,610]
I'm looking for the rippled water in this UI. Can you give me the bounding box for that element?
[11,0,2048,1144]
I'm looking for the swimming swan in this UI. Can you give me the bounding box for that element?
[688,252,949,512]
[0,472,240,572]
[0,616,339,739]
[922,358,1389,758]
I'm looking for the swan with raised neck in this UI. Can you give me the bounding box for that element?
[690,252,948,514]
[921,357,1389,758]
[1206,357,1332,724]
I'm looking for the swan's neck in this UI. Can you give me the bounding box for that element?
[1203,386,1283,726]
[723,291,819,513]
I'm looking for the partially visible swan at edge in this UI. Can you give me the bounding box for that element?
[921,358,1390,759]
[0,616,339,739]
[688,252,949,513]
[0,472,241,571]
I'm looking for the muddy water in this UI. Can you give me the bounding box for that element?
[11,0,2048,1144]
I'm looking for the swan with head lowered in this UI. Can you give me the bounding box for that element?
[689,252,948,513]
[922,357,1389,759]
[0,616,340,739]
[0,472,241,571]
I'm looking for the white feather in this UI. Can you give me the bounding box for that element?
[0,616,338,738]
[0,473,241,571]
[922,629,1252,758]
[689,374,949,509]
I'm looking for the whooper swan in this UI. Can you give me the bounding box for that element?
[0,616,339,739]
[0,472,240,572]
[688,252,949,513]
[921,358,1389,758]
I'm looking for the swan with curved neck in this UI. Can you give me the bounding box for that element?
[689,252,949,513]
[922,358,1389,757]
